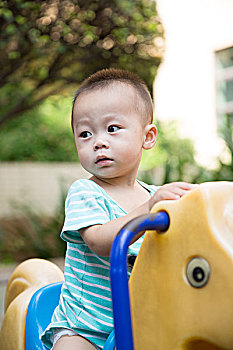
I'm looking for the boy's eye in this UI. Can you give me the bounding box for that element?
[80,131,92,138]
[108,125,120,133]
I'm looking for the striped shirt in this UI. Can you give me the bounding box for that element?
[41,179,158,349]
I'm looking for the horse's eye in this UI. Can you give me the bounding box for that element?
[186,257,210,288]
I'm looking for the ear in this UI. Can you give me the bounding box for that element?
[143,124,157,150]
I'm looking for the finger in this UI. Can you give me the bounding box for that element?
[173,187,193,196]
[168,182,199,190]
[158,187,195,199]
[155,190,182,201]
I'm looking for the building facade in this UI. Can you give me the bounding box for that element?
[154,0,233,168]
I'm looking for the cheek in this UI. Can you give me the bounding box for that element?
[76,144,87,163]
[77,151,92,171]
[77,148,87,161]
[118,143,142,162]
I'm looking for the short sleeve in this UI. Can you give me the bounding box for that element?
[61,180,111,243]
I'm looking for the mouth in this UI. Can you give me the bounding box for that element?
[95,156,113,165]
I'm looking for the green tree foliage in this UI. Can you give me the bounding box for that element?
[141,116,233,185]
[210,113,233,181]
[140,121,204,184]
[0,0,164,127]
[0,95,78,161]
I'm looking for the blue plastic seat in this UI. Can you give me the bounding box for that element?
[25,282,63,350]
[25,281,115,350]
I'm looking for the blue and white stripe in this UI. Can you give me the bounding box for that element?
[41,179,157,349]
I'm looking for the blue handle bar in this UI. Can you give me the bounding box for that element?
[110,211,169,350]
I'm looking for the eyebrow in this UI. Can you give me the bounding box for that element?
[100,113,126,122]
[76,117,92,125]
[77,113,126,125]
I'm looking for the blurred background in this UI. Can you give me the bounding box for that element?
[0,0,233,266]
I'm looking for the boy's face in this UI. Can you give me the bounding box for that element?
[72,82,155,181]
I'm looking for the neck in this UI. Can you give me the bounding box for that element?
[90,174,138,189]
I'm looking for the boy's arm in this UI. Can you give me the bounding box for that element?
[80,182,197,256]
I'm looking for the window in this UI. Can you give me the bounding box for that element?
[216,46,233,117]
[216,47,233,156]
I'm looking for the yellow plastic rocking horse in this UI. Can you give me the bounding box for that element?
[1,181,233,350]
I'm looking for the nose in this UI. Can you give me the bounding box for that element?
[93,137,109,151]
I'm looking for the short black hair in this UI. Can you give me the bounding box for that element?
[71,68,153,132]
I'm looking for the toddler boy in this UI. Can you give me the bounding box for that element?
[42,68,195,350]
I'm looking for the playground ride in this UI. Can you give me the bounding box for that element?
[0,182,233,349]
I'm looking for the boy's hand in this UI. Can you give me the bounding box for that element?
[149,182,198,210]
[80,182,198,256]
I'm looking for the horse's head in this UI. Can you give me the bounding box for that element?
[130,182,233,350]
